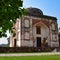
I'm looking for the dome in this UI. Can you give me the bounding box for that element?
[26,7,43,17]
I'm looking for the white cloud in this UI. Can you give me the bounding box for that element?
[0,31,10,44]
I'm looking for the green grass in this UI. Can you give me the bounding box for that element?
[0,55,60,60]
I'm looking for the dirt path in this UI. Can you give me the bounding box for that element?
[0,52,60,56]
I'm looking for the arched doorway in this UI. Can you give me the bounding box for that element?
[14,39,16,47]
[33,22,49,47]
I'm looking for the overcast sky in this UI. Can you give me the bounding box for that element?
[0,0,60,44]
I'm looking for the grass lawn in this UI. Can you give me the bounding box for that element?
[0,55,60,60]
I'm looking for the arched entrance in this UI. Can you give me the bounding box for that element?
[33,22,49,47]
[37,37,41,47]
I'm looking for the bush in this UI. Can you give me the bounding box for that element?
[0,47,56,53]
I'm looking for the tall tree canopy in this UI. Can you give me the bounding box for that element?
[0,0,26,37]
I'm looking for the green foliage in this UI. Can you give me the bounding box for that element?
[0,0,23,37]
[59,27,60,30]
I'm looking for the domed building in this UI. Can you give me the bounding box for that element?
[10,7,59,47]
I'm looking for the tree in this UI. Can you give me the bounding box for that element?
[0,0,26,37]
[59,27,60,31]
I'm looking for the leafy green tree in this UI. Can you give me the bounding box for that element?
[0,0,26,37]
[59,27,60,31]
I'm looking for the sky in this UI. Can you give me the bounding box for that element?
[23,0,60,27]
[0,0,60,44]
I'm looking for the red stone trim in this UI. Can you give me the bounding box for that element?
[32,19,49,28]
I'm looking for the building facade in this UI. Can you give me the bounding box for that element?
[10,7,59,47]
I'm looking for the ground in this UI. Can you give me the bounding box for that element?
[0,52,60,60]
[0,55,60,60]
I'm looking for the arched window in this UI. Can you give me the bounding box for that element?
[52,34,57,41]
[25,20,29,27]
[52,23,55,30]
[25,32,29,39]
[36,26,41,34]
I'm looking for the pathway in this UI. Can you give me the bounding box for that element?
[0,52,60,56]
